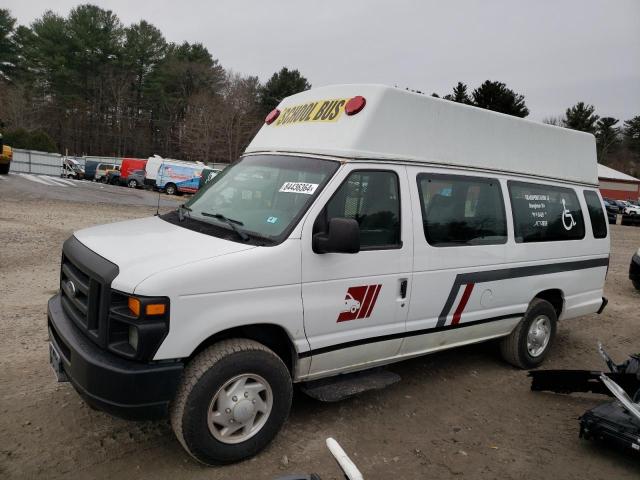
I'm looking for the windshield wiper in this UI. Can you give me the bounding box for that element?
[201,212,249,241]
[178,204,192,222]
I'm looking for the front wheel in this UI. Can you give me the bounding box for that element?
[500,298,557,369]
[127,179,137,188]
[170,339,292,465]
[165,183,177,195]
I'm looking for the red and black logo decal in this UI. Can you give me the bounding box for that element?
[337,284,382,322]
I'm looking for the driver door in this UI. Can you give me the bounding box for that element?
[300,164,413,378]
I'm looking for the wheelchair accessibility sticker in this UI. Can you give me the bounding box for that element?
[337,284,382,322]
[561,198,576,230]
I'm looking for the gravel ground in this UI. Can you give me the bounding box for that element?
[1,185,639,479]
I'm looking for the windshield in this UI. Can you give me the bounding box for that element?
[184,155,339,242]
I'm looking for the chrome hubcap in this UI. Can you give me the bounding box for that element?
[207,373,272,444]
[527,315,551,357]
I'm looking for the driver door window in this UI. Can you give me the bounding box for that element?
[316,170,401,249]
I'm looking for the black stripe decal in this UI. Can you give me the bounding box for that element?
[298,313,524,359]
[435,257,609,327]
[298,256,609,359]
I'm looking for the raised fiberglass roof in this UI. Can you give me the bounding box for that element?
[246,84,598,185]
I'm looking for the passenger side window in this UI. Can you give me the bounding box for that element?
[583,190,608,239]
[508,181,585,242]
[417,174,507,246]
[317,170,401,249]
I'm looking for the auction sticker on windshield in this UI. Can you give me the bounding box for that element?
[279,182,319,195]
[274,99,347,126]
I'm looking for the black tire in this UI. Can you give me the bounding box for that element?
[500,298,557,369]
[170,339,292,465]
[633,280,640,291]
[0,163,9,174]
[100,176,108,184]
[127,179,137,188]
[165,183,177,195]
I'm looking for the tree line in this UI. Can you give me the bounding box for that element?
[0,5,310,162]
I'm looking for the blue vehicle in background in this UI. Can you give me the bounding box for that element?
[156,161,204,195]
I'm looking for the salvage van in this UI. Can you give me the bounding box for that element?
[47,85,609,465]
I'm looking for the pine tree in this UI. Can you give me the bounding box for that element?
[563,102,599,134]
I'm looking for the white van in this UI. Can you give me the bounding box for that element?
[145,154,204,188]
[48,85,609,465]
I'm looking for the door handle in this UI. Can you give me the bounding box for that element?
[399,279,408,299]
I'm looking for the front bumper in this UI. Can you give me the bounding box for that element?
[47,294,183,420]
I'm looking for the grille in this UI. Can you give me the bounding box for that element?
[60,254,102,343]
[59,236,119,348]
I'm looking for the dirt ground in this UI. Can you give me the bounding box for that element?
[1,187,639,479]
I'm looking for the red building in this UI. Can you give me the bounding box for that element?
[598,164,640,201]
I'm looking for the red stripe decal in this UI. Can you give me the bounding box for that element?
[451,283,474,325]
[364,284,382,318]
[357,285,375,319]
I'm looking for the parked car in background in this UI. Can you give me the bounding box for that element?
[94,163,119,182]
[145,155,204,190]
[106,169,121,185]
[125,169,146,188]
[120,158,147,182]
[631,248,640,290]
[83,160,100,181]
[61,158,85,179]
[623,203,640,215]
[602,199,619,224]
[0,134,12,174]
[603,199,620,214]
[156,161,203,195]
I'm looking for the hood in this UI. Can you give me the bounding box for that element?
[73,216,255,292]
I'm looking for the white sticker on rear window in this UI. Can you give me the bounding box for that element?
[279,182,319,195]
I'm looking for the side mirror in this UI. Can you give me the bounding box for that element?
[313,217,360,254]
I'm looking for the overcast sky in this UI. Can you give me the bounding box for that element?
[4,0,639,121]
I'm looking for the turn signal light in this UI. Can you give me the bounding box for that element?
[128,297,141,317]
[265,108,280,125]
[345,96,366,116]
[145,304,166,316]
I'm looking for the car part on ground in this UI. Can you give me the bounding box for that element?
[530,343,640,455]
[273,438,363,480]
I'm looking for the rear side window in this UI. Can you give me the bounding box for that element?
[508,181,585,242]
[319,170,401,249]
[583,190,608,239]
[417,174,507,246]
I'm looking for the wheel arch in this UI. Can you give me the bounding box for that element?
[532,288,564,319]
[187,323,298,376]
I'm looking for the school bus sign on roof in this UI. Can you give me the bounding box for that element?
[274,98,347,126]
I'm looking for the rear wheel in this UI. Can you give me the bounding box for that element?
[0,163,9,174]
[500,298,557,369]
[165,183,177,195]
[170,339,292,465]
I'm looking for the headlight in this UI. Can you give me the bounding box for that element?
[108,290,170,361]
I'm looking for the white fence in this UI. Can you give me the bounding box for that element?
[11,150,124,177]
[11,149,227,177]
